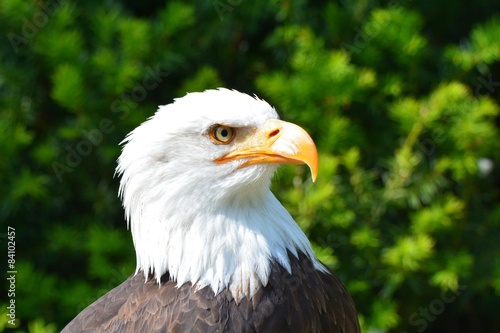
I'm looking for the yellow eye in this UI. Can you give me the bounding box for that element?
[210,125,235,144]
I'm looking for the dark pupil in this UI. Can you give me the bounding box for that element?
[220,128,228,137]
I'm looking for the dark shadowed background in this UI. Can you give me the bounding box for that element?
[1,0,500,332]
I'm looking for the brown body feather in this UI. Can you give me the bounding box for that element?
[62,252,359,333]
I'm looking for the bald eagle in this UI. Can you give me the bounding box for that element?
[62,89,360,333]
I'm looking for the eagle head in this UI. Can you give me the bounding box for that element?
[116,88,324,300]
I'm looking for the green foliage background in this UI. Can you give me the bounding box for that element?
[1,0,499,332]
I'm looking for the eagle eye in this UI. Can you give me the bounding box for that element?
[210,125,236,144]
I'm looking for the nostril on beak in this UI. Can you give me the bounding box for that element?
[268,129,280,139]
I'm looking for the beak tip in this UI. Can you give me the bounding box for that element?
[309,163,318,183]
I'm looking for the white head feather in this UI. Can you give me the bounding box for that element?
[116,88,326,300]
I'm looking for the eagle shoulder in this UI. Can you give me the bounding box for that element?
[61,252,359,333]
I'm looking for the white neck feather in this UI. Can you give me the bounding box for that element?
[119,163,325,301]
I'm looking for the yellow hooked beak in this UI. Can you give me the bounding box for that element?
[214,119,318,182]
